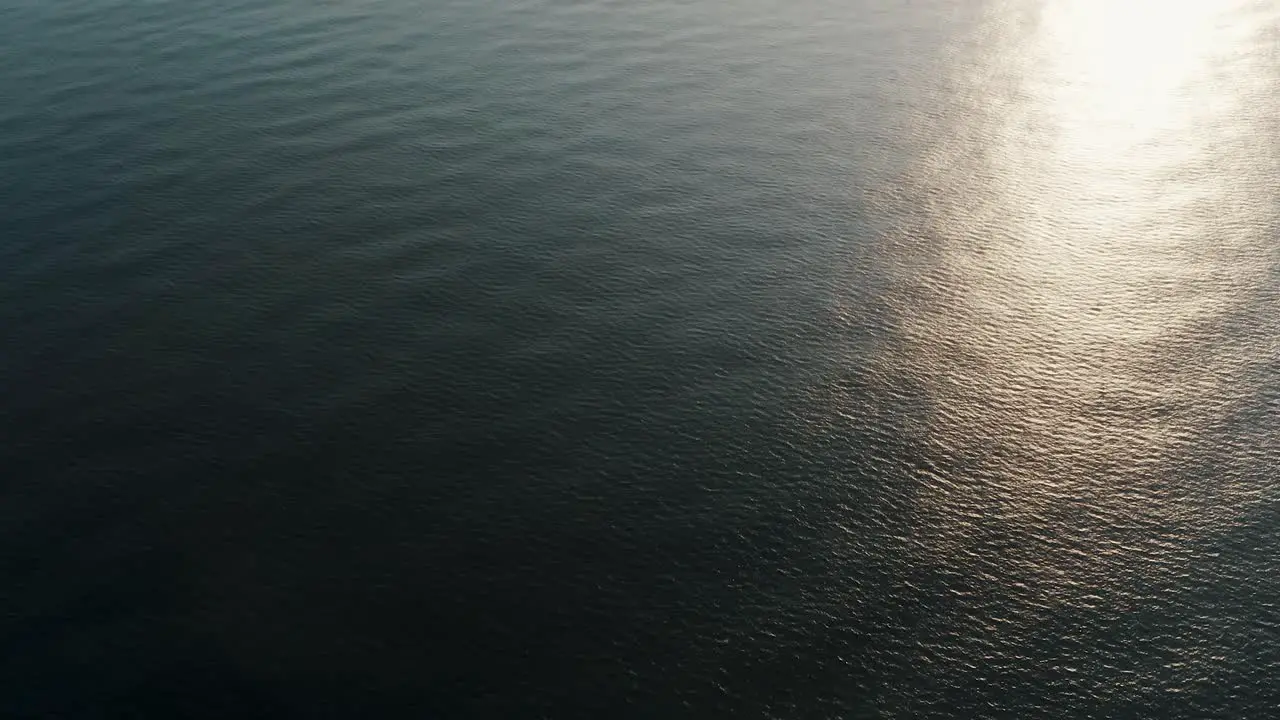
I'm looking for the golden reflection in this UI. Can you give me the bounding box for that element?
[819,1,1280,700]
[987,0,1262,351]
[1039,0,1226,154]
[857,0,1277,615]
[809,1,1279,708]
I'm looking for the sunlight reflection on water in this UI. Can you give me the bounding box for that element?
[831,0,1280,703]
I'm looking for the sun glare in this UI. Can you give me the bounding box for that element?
[1038,1,1230,155]
[888,0,1271,570]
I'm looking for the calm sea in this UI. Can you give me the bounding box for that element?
[2,0,1279,716]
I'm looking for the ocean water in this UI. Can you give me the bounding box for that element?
[2,0,1279,716]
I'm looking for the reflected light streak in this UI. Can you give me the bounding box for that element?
[866,0,1277,604]
[815,0,1279,704]
[1040,0,1226,153]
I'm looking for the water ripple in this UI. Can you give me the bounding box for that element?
[2,0,1280,716]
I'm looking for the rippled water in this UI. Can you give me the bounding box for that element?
[3,0,1279,716]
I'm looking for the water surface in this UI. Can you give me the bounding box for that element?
[2,0,1279,716]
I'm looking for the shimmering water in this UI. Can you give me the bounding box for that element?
[3,0,1279,716]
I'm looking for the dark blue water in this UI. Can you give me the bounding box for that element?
[3,0,1279,716]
